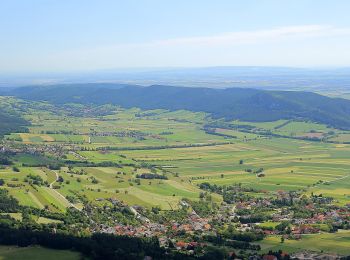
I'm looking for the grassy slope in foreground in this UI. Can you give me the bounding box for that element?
[0,246,81,260]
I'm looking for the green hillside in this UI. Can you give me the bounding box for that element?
[10,84,350,129]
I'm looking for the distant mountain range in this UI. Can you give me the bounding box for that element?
[7,83,350,130]
[2,66,350,90]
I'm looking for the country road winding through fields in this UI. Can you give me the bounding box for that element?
[49,170,81,211]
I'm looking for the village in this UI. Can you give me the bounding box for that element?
[1,133,350,258]
[91,189,350,258]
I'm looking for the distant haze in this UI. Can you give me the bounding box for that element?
[1,1,350,72]
[1,67,350,94]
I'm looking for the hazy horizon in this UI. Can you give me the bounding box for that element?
[2,0,350,73]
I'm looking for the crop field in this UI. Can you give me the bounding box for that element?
[328,133,350,143]
[258,230,350,255]
[1,98,350,256]
[122,139,350,197]
[2,105,350,211]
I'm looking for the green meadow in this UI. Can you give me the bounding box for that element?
[2,104,350,211]
[0,246,81,260]
[258,230,350,255]
[1,97,350,256]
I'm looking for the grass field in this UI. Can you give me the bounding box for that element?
[1,98,350,256]
[258,230,350,255]
[0,246,81,260]
[3,106,350,210]
[328,133,350,143]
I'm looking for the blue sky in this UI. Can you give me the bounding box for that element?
[1,0,350,72]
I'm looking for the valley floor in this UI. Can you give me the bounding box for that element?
[1,98,350,258]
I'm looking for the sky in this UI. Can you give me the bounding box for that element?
[1,0,350,72]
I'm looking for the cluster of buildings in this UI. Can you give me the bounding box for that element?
[95,201,214,252]
[113,222,168,238]
[170,210,212,233]
[1,142,66,158]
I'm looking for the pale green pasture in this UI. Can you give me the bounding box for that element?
[258,230,350,255]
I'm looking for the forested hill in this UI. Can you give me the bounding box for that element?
[0,110,28,137]
[8,84,350,129]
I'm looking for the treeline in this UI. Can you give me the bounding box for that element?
[0,227,167,260]
[0,189,19,212]
[41,130,76,135]
[136,173,168,180]
[204,235,261,250]
[199,182,258,204]
[65,160,124,168]
[21,162,63,170]
[217,224,264,243]
[205,122,255,132]
[96,142,232,151]
[203,127,237,139]
[0,154,13,165]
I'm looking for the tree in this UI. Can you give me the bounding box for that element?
[202,246,225,260]
[152,206,160,214]
[239,160,244,165]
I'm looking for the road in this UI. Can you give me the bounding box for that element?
[49,170,81,211]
